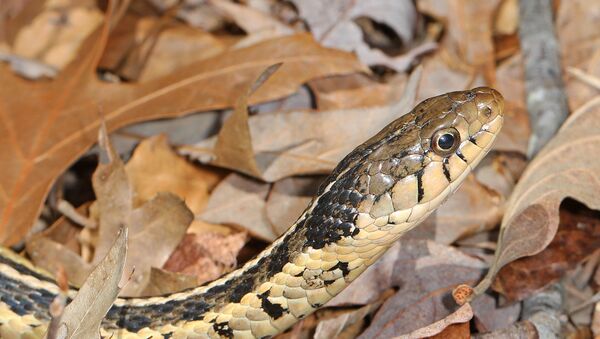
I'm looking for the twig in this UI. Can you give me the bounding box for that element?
[518,0,569,157]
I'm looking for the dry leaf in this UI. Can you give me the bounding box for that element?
[125,134,222,212]
[291,0,428,71]
[471,293,521,333]
[27,236,92,286]
[163,231,247,285]
[385,303,473,339]
[331,240,486,311]
[184,66,422,182]
[432,174,503,244]
[139,267,197,297]
[213,63,282,177]
[473,80,600,296]
[557,0,600,111]
[314,303,380,339]
[0,10,365,245]
[209,0,294,38]
[121,192,193,295]
[52,227,127,339]
[266,176,322,236]
[199,173,274,241]
[492,201,600,302]
[11,2,103,71]
[309,73,407,110]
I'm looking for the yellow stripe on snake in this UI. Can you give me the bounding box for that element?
[0,88,504,338]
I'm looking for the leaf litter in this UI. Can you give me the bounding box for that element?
[2,1,600,338]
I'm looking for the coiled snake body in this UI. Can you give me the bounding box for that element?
[0,88,504,338]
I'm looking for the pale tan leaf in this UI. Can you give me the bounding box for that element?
[184,66,422,182]
[125,134,223,213]
[266,176,321,236]
[122,192,193,295]
[291,0,426,71]
[26,237,92,286]
[139,267,198,297]
[314,303,380,339]
[473,88,600,296]
[213,63,282,177]
[208,0,293,36]
[52,227,127,339]
[199,173,274,241]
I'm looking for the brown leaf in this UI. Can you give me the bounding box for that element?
[52,227,127,339]
[118,17,226,82]
[139,267,198,297]
[314,303,380,339]
[330,240,487,325]
[492,200,600,302]
[309,73,407,110]
[199,173,274,241]
[163,231,247,285]
[291,0,429,71]
[0,20,365,244]
[432,174,504,244]
[26,236,92,286]
[10,3,103,71]
[385,303,473,339]
[86,128,194,296]
[473,83,600,296]
[266,176,322,236]
[213,63,282,177]
[121,192,193,295]
[184,66,422,181]
[125,134,223,213]
[208,0,294,37]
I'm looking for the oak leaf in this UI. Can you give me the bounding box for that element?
[0,7,365,246]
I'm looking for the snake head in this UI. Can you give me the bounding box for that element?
[320,87,504,242]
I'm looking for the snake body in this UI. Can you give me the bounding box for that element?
[0,88,504,338]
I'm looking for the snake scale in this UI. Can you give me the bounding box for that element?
[0,88,504,338]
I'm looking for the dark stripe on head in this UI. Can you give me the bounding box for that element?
[416,169,425,203]
[442,158,452,183]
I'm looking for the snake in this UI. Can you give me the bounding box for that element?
[0,87,504,338]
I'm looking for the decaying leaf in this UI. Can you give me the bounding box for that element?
[0,6,365,246]
[473,79,600,296]
[51,227,127,339]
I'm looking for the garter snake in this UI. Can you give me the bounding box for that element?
[0,87,504,338]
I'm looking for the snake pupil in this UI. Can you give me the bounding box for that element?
[437,133,455,150]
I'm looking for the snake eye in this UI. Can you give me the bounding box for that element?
[432,128,460,156]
